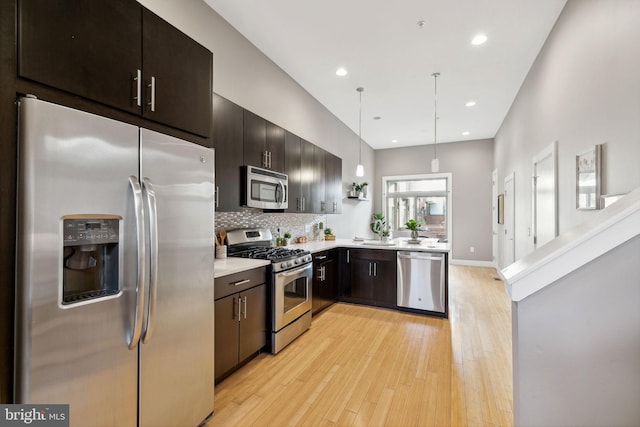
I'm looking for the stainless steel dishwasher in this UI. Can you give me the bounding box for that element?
[397,251,446,315]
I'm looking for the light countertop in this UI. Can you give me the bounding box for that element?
[285,238,451,254]
[214,257,270,278]
[214,238,450,279]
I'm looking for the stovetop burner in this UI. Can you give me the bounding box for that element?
[234,246,310,262]
[225,228,312,272]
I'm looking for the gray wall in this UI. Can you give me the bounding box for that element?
[512,235,640,426]
[138,0,375,238]
[494,0,640,267]
[375,139,494,263]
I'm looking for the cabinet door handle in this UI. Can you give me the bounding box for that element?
[148,76,156,112]
[242,296,247,319]
[215,186,219,208]
[315,255,327,260]
[317,267,323,280]
[133,69,141,107]
[369,262,372,276]
[231,279,251,287]
[322,265,326,281]
[234,297,241,322]
[373,262,377,277]
[346,250,350,263]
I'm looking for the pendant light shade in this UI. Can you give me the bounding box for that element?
[431,158,440,173]
[356,87,364,177]
[431,72,440,173]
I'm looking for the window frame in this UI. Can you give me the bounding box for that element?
[382,172,453,244]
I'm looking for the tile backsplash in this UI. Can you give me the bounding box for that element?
[216,208,328,242]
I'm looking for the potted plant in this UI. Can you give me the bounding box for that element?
[283,231,292,246]
[353,182,368,198]
[370,213,386,238]
[349,183,358,197]
[324,228,335,241]
[405,219,421,240]
[381,228,391,242]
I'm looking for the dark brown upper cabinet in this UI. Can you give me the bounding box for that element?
[141,9,212,137]
[284,131,302,213]
[212,94,244,212]
[266,122,285,172]
[18,0,212,138]
[325,152,343,214]
[300,139,316,213]
[243,110,284,172]
[311,145,326,213]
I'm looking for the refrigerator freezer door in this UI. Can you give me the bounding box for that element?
[16,98,139,426]
[138,129,214,427]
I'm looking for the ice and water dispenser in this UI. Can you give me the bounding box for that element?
[62,216,121,305]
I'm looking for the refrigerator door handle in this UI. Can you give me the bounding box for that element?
[142,177,159,344]
[128,176,147,350]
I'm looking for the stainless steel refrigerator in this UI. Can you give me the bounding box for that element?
[15,97,215,427]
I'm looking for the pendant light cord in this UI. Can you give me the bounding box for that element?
[358,87,363,165]
[432,73,439,159]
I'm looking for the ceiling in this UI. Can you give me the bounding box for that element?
[204,0,567,150]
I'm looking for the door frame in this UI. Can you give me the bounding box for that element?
[531,141,558,248]
[492,169,498,266]
[503,172,515,267]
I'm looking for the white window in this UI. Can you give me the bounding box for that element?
[383,173,452,242]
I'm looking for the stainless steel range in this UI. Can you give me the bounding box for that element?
[226,228,312,353]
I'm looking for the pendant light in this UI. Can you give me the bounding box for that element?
[431,72,440,173]
[356,87,365,177]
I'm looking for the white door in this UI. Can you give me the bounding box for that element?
[504,173,515,266]
[532,142,558,248]
[492,169,498,265]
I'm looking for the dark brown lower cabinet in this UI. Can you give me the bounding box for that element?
[341,248,397,309]
[312,249,338,315]
[214,268,267,383]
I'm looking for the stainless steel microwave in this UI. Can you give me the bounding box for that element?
[243,165,288,210]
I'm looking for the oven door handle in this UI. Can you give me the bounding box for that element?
[279,264,311,277]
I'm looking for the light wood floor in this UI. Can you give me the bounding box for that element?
[209,265,513,427]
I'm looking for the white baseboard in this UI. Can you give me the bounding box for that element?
[450,258,496,268]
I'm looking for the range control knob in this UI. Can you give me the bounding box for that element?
[294,258,301,265]
[280,262,287,269]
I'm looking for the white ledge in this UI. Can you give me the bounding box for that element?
[501,186,640,301]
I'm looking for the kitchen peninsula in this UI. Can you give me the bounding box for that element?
[213,236,450,381]
[215,238,450,315]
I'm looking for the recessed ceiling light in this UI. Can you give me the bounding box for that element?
[471,34,488,45]
[462,131,471,136]
[335,68,348,77]
[392,139,398,143]
[465,101,477,107]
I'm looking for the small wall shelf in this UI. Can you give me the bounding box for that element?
[347,196,369,201]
